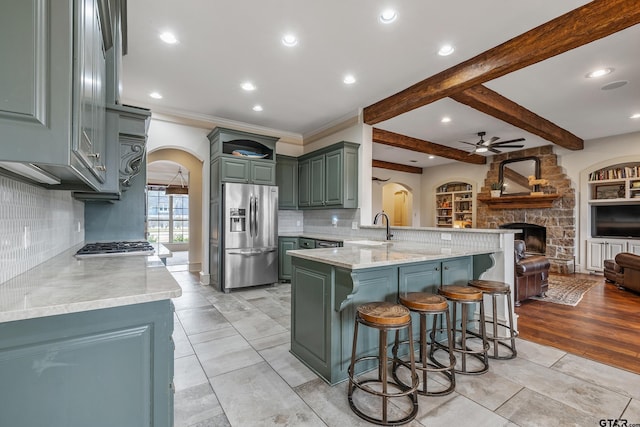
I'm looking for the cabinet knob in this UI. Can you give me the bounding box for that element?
[88,152,100,160]
[434,267,440,271]
[95,165,107,172]
[444,266,449,270]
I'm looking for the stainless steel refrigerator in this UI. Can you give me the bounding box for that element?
[221,183,278,291]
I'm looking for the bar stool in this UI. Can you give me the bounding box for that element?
[468,280,518,359]
[434,285,489,375]
[392,293,456,396]
[348,302,419,426]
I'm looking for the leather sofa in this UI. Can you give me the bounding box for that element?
[514,240,550,306]
[603,259,621,283]
[614,253,640,294]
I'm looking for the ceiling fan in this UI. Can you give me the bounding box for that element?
[459,131,525,154]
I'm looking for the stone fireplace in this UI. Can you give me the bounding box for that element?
[477,145,575,273]
[500,223,547,255]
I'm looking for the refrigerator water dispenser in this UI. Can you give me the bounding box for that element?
[229,208,246,232]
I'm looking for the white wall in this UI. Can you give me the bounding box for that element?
[371,168,422,226]
[555,131,640,269]
[420,162,488,226]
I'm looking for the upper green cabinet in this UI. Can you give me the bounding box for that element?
[0,0,114,190]
[208,127,278,186]
[297,141,359,209]
[276,155,298,209]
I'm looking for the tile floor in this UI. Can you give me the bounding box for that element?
[170,270,640,427]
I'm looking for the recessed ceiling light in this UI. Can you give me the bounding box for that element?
[252,105,263,112]
[428,155,435,159]
[159,32,178,44]
[241,82,256,91]
[438,44,455,56]
[631,113,640,119]
[476,147,488,153]
[441,117,451,123]
[601,80,627,91]
[282,34,298,47]
[343,74,356,85]
[149,92,163,99]
[586,67,613,78]
[379,9,397,24]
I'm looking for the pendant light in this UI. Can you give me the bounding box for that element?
[165,168,188,195]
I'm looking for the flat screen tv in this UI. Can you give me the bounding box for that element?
[592,204,640,238]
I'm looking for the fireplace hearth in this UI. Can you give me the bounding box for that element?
[500,223,547,255]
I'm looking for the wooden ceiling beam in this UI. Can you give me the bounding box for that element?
[450,85,584,150]
[363,0,640,125]
[372,160,423,174]
[373,128,486,165]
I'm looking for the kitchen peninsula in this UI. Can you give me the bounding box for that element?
[288,228,516,385]
[0,247,182,427]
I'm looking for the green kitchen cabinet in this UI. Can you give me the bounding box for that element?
[297,141,359,209]
[0,300,174,427]
[297,158,311,207]
[278,237,299,281]
[0,0,113,190]
[208,127,278,185]
[290,255,474,384]
[276,155,298,209]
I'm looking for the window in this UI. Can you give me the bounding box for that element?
[147,186,189,243]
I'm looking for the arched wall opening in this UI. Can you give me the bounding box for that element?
[148,148,204,273]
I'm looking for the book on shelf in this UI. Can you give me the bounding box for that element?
[589,164,640,181]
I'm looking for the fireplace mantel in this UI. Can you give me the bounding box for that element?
[477,193,561,209]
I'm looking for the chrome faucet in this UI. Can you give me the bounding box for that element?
[373,211,393,241]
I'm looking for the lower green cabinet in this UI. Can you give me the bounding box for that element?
[290,256,473,384]
[278,237,298,281]
[0,301,174,427]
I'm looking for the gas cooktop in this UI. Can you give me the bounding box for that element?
[75,241,155,258]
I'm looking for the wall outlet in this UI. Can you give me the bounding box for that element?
[296,220,301,227]
[77,221,82,232]
[332,217,338,227]
[440,232,452,241]
[352,222,358,230]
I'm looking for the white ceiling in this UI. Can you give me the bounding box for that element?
[147,160,189,187]
[124,1,640,169]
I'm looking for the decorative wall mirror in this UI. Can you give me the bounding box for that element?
[499,156,541,195]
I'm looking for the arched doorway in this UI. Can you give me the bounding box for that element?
[147,149,203,273]
[381,182,413,227]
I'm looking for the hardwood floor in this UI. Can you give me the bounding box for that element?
[515,272,640,374]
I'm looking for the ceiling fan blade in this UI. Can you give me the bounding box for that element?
[492,144,524,148]
[458,141,478,147]
[489,147,502,153]
[492,138,525,146]
[487,136,500,144]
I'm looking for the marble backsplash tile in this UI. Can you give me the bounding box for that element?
[0,175,84,284]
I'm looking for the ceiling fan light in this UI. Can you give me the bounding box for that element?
[475,147,488,153]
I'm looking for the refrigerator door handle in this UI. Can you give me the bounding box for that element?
[248,195,254,237]
[254,197,259,237]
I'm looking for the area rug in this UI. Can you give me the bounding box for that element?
[529,275,599,306]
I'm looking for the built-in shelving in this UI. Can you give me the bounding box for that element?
[588,162,640,204]
[435,182,474,228]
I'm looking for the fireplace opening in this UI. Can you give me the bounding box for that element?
[500,223,547,255]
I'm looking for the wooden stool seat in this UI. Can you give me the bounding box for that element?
[399,293,449,312]
[357,302,411,325]
[467,280,510,294]
[438,285,483,301]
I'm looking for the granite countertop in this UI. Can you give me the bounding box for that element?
[0,246,182,323]
[288,241,499,270]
